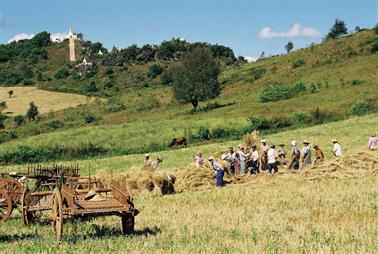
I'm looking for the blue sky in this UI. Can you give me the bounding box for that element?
[0,0,377,59]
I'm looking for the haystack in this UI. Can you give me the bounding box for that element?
[96,166,176,197]
[175,163,215,192]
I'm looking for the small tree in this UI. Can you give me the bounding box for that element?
[172,47,221,109]
[285,41,294,54]
[326,19,348,39]
[0,101,6,113]
[26,102,39,121]
[8,90,13,98]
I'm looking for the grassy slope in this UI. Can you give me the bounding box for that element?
[1,30,377,155]
[0,113,376,174]
[0,86,95,116]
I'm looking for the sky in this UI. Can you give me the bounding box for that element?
[0,0,377,60]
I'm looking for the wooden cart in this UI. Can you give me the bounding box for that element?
[0,175,25,221]
[21,165,138,241]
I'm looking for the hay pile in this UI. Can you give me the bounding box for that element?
[96,167,176,197]
[175,163,215,192]
[303,150,378,180]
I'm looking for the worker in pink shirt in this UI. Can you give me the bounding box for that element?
[368,131,377,150]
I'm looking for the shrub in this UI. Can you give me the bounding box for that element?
[351,79,363,85]
[54,68,70,79]
[292,58,305,68]
[259,84,291,103]
[311,107,327,124]
[352,100,370,116]
[292,112,308,123]
[147,64,164,78]
[46,120,64,130]
[0,131,16,144]
[211,127,228,139]
[250,66,266,80]
[194,126,211,140]
[271,117,292,129]
[374,23,378,34]
[371,41,378,54]
[292,81,306,94]
[248,116,270,130]
[13,115,25,126]
[161,70,174,85]
[309,83,317,93]
[83,114,96,123]
[0,145,54,164]
[85,81,98,93]
[105,98,125,113]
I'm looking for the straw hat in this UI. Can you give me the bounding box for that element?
[145,154,150,157]
[371,131,376,137]
[221,154,227,160]
[303,140,310,144]
[291,140,297,146]
[279,143,285,146]
[332,138,338,143]
[261,139,267,143]
[208,156,215,161]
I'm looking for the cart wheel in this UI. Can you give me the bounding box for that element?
[121,212,135,235]
[1,180,23,205]
[21,188,34,225]
[0,189,12,222]
[52,188,63,242]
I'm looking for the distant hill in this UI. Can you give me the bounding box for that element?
[0,28,377,163]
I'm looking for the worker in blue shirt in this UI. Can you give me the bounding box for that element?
[208,156,224,187]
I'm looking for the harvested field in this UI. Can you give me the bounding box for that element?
[175,149,378,192]
[0,86,97,115]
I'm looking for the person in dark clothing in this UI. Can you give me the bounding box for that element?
[289,140,300,170]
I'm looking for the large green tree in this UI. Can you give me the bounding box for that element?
[172,47,221,109]
[326,19,348,39]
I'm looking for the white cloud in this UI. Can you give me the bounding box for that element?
[258,23,321,39]
[7,33,35,43]
[244,56,258,62]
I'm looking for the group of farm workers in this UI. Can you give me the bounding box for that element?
[141,132,377,188]
[194,131,377,187]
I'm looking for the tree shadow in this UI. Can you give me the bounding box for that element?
[0,233,38,242]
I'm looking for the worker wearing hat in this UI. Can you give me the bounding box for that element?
[260,139,269,171]
[227,147,237,175]
[331,139,342,157]
[301,140,311,167]
[237,145,250,175]
[208,156,224,187]
[289,140,300,170]
[277,143,287,169]
[194,152,204,168]
[143,154,151,167]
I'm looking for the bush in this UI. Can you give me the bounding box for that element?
[352,100,370,116]
[147,64,164,78]
[54,68,70,79]
[309,83,317,93]
[374,23,378,34]
[311,107,327,124]
[292,58,305,68]
[248,116,270,130]
[250,66,266,80]
[292,80,306,94]
[85,81,98,93]
[292,112,308,123]
[371,41,378,54]
[105,98,125,113]
[194,126,211,140]
[26,102,39,121]
[351,79,363,85]
[0,145,54,164]
[13,115,25,126]
[259,84,291,103]
[83,114,96,123]
[46,120,64,130]
[0,131,16,144]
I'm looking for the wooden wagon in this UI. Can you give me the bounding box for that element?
[0,174,25,221]
[21,165,138,241]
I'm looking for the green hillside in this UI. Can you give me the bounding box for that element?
[0,29,377,163]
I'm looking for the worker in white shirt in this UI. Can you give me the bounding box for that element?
[332,139,342,157]
[267,145,278,174]
[250,145,260,174]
